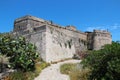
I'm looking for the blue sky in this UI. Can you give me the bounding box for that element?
[0,0,120,41]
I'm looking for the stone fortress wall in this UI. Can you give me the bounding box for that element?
[92,30,112,50]
[13,15,112,62]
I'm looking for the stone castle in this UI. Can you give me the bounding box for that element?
[13,15,112,62]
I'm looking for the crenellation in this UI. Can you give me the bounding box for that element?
[13,15,112,62]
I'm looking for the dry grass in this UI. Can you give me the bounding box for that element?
[34,62,50,77]
[60,63,91,80]
[70,68,91,80]
[3,62,50,80]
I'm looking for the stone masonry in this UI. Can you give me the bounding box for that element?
[13,15,112,62]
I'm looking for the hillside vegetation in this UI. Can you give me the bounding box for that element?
[82,41,120,80]
[61,41,120,80]
[0,33,49,80]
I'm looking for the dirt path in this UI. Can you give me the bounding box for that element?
[34,59,81,80]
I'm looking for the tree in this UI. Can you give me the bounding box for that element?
[0,34,39,72]
[81,41,120,80]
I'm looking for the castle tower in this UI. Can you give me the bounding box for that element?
[86,30,112,50]
[92,30,112,50]
[13,15,47,61]
[14,15,45,32]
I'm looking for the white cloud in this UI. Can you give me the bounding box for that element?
[109,24,120,30]
[86,26,106,31]
[86,24,120,32]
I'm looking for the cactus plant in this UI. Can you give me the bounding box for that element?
[0,34,39,72]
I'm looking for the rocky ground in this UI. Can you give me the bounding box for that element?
[34,59,81,80]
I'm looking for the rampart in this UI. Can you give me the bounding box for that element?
[13,15,112,62]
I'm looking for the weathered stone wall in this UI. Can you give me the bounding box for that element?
[13,15,112,62]
[14,15,45,32]
[45,26,75,62]
[13,16,49,61]
[13,26,47,61]
[29,30,46,61]
[45,25,87,62]
[92,30,112,50]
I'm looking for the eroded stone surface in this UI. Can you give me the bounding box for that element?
[13,15,112,62]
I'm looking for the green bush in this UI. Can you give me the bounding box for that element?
[0,33,50,79]
[81,41,120,80]
[0,34,39,71]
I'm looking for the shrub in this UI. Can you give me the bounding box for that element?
[81,41,120,80]
[0,33,50,80]
[0,34,39,72]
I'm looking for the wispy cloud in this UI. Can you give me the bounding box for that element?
[86,26,106,31]
[86,24,120,31]
[109,24,120,30]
